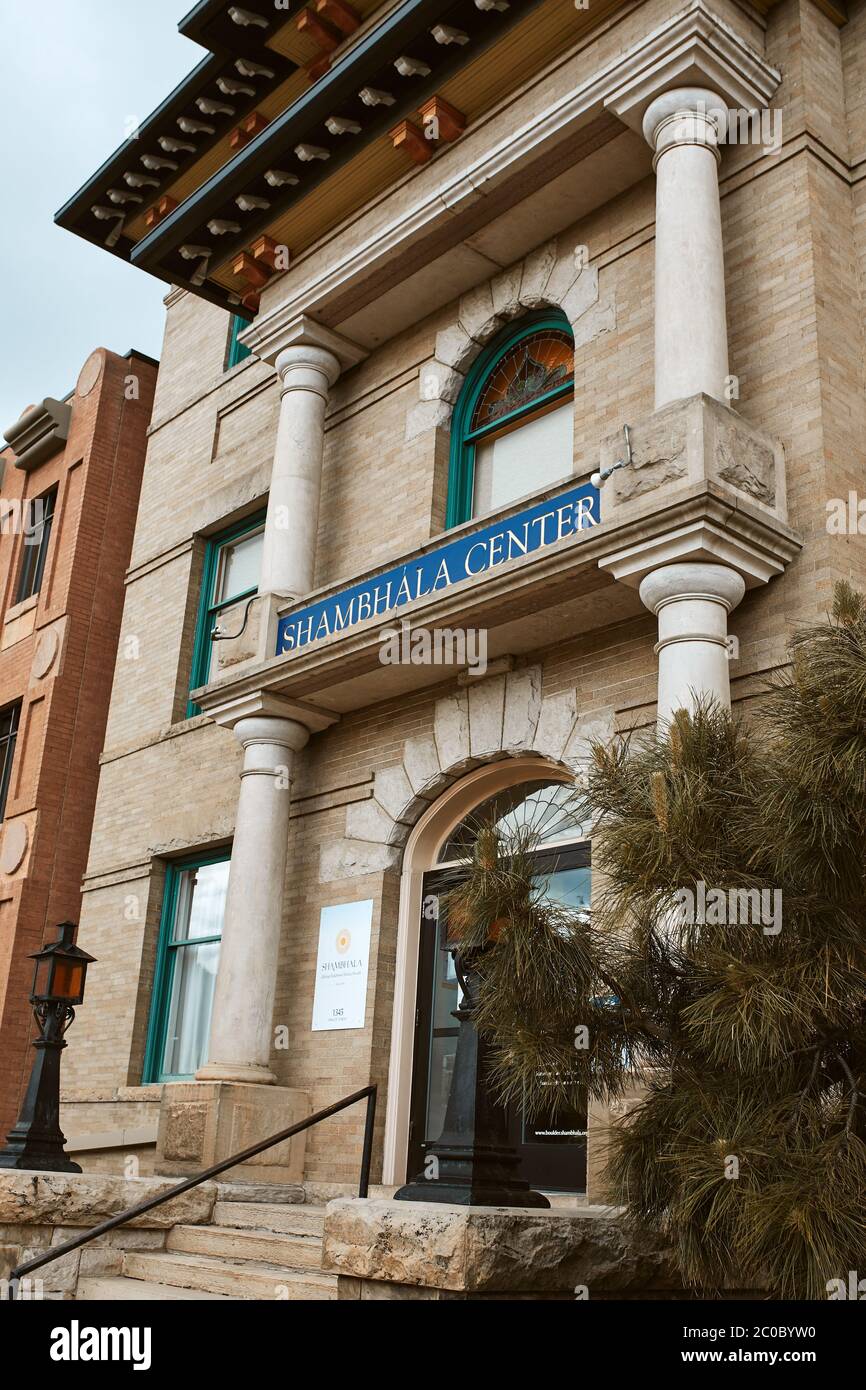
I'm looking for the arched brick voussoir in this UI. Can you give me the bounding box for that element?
[406,237,609,442]
[321,674,592,880]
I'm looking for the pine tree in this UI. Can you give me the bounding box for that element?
[446,582,866,1298]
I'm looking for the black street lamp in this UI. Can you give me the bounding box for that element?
[0,922,95,1173]
[395,942,549,1208]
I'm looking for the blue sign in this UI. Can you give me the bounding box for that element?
[276,481,599,656]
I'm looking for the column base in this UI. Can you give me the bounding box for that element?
[155,1082,311,1185]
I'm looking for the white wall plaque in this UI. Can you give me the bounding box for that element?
[311,899,373,1032]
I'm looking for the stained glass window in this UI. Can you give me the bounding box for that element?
[446,316,576,527]
[470,330,574,432]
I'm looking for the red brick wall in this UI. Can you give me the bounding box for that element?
[0,348,157,1140]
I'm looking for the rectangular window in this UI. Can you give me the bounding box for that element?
[226,314,252,370]
[0,703,21,822]
[188,512,265,716]
[16,485,58,604]
[143,853,229,1082]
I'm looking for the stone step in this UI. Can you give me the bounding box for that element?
[167,1223,323,1268]
[212,1200,325,1236]
[77,1276,233,1302]
[215,1182,305,1205]
[122,1250,337,1300]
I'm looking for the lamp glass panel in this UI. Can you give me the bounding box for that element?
[32,955,52,998]
[51,959,85,1001]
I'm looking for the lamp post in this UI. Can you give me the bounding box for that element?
[0,922,95,1173]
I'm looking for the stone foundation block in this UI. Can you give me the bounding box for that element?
[155,1082,310,1184]
[0,1170,216,1228]
[322,1198,682,1297]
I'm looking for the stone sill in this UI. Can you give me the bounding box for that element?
[3,593,38,624]
[65,1125,158,1154]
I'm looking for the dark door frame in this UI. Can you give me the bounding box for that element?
[406,842,590,1192]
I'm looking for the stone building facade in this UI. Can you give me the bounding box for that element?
[55,0,866,1209]
[0,349,157,1145]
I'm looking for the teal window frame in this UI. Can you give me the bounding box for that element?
[226,313,252,370]
[142,849,229,1084]
[187,510,266,718]
[445,312,575,530]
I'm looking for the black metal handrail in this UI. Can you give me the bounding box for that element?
[6,1083,377,1300]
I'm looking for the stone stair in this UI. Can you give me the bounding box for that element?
[76,1187,336,1302]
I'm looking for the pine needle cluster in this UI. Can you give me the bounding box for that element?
[446,582,866,1298]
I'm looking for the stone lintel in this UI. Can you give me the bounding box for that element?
[187,482,800,717]
[3,397,72,471]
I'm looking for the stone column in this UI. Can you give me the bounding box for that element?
[196,713,311,1084]
[643,87,730,409]
[639,563,745,728]
[259,345,341,600]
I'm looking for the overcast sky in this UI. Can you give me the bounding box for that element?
[1,1,201,429]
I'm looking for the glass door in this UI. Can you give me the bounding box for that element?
[407,843,589,1192]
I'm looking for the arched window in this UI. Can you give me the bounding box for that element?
[446,313,575,528]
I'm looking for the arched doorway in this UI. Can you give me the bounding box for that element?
[382,757,590,1193]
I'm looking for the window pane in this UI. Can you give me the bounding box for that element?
[472,401,573,516]
[171,861,230,943]
[439,780,583,862]
[17,487,57,604]
[535,864,591,911]
[426,1033,458,1143]
[161,939,220,1077]
[213,527,263,607]
[0,703,20,823]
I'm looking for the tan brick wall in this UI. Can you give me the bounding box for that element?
[64,0,866,1183]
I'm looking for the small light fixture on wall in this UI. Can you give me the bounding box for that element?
[591,423,632,489]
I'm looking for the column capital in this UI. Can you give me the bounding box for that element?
[604,7,779,138]
[639,562,745,617]
[239,309,366,375]
[231,713,311,755]
[642,87,727,167]
[205,688,338,736]
[274,343,341,399]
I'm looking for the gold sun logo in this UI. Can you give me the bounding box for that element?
[336,929,351,954]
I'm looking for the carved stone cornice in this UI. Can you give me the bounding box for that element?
[3,398,72,471]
